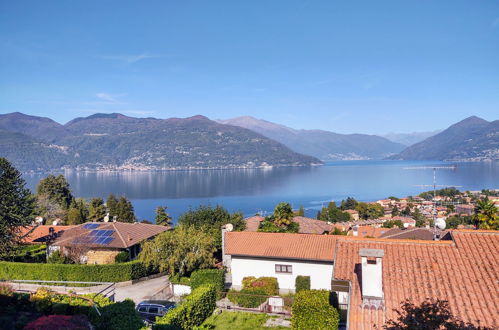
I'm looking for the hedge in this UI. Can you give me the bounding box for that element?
[154,284,217,330]
[291,290,340,330]
[0,260,148,282]
[227,276,279,308]
[295,276,311,293]
[190,269,224,298]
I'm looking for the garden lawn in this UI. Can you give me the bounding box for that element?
[200,311,289,329]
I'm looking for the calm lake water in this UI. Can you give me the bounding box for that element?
[23,161,499,223]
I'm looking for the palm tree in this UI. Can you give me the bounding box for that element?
[273,202,293,227]
[473,198,498,230]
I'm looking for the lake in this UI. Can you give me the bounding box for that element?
[23,160,499,223]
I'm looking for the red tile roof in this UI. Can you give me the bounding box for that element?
[244,216,264,232]
[19,225,75,244]
[52,222,169,249]
[244,216,334,235]
[333,231,499,329]
[225,231,337,262]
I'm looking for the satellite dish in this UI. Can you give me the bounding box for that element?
[435,218,446,230]
[225,223,233,232]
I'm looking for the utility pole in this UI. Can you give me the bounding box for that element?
[404,166,460,240]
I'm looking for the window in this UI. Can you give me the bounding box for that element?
[138,306,147,312]
[275,264,292,274]
[148,307,159,314]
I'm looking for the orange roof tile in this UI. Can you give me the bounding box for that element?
[225,231,337,262]
[333,231,499,329]
[19,225,75,244]
[244,216,264,232]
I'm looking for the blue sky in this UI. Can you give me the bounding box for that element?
[1,1,498,135]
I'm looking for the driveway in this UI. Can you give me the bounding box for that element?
[114,275,171,303]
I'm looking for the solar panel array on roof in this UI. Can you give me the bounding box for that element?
[83,223,100,230]
[73,229,115,245]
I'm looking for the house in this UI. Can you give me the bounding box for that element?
[379,227,451,241]
[456,204,474,216]
[344,209,359,221]
[19,225,75,244]
[224,230,499,329]
[50,222,169,264]
[390,216,416,228]
[223,231,337,293]
[349,226,389,238]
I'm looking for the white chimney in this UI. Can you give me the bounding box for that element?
[221,224,233,268]
[359,248,384,308]
[352,225,359,237]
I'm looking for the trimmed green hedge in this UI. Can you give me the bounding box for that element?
[292,290,340,330]
[154,284,217,330]
[0,260,148,282]
[227,276,279,308]
[295,276,311,293]
[190,269,224,298]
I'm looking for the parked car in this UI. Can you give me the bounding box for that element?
[136,300,176,323]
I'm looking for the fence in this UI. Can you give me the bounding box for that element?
[217,291,293,316]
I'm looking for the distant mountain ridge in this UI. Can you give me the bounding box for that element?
[382,129,442,146]
[389,116,499,161]
[218,116,406,161]
[0,112,321,172]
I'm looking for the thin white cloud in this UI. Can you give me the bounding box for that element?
[95,92,126,103]
[99,53,163,64]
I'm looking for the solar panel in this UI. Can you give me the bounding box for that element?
[89,229,114,237]
[101,237,114,245]
[83,223,100,230]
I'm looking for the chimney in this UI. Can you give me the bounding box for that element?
[359,248,384,309]
[352,225,359,237]
[221,224,233,268]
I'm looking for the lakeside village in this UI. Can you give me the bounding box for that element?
[1,158,498,329]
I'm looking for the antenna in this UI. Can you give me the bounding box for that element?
[405,165,459,240]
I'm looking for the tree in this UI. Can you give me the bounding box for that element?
[88,197,106,222]
[391,205,400,217]
[340,197,358,210]
[36,175,73,209]
[401,206,412,216]
[178,205,245,248]
[273,202,294,227]
[66,198,88,225]
[473,198,498,230]
[384,299,490,329]
[295,205,305,217]
[0,158,35,256]
[356,202,384,220]
[116,196,135,223]
[318,202,351,223]
[382,220,404,229]
[106,193,119,219]
[155,206,172,226]
[139,225,216,276]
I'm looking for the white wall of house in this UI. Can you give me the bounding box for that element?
[230,256,333,293]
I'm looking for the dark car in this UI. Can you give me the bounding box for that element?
[136,300,176,323]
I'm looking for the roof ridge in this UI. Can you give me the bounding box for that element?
[337,235,454,246]
[112,222,128,247]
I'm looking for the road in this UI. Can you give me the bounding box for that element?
[114,275,171,303]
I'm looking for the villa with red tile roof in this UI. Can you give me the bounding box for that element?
[223,230,499,329]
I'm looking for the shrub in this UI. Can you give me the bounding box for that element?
[114,251,130,263]
[47,250,70,264]
[227,276,279,308]
[292,290,339,330]
[155,284,217,330]
[0,260,148,282]
[190,269,225,297]
[24,315,90,330]
[295,276,311,293]
[0,282,14,305]
[31,287,56,313]
[94,299,143,330]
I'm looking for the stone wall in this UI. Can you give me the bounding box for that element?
[86,249,120,264]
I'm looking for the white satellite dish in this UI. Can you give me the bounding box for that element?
[435,218,446,230]
[225,223,233,232]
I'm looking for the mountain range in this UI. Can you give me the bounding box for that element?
[381,130,442,146]
[0,112,321,172]
[389,116,499,161]
[1,112,496,172]
[218,116,406,161]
